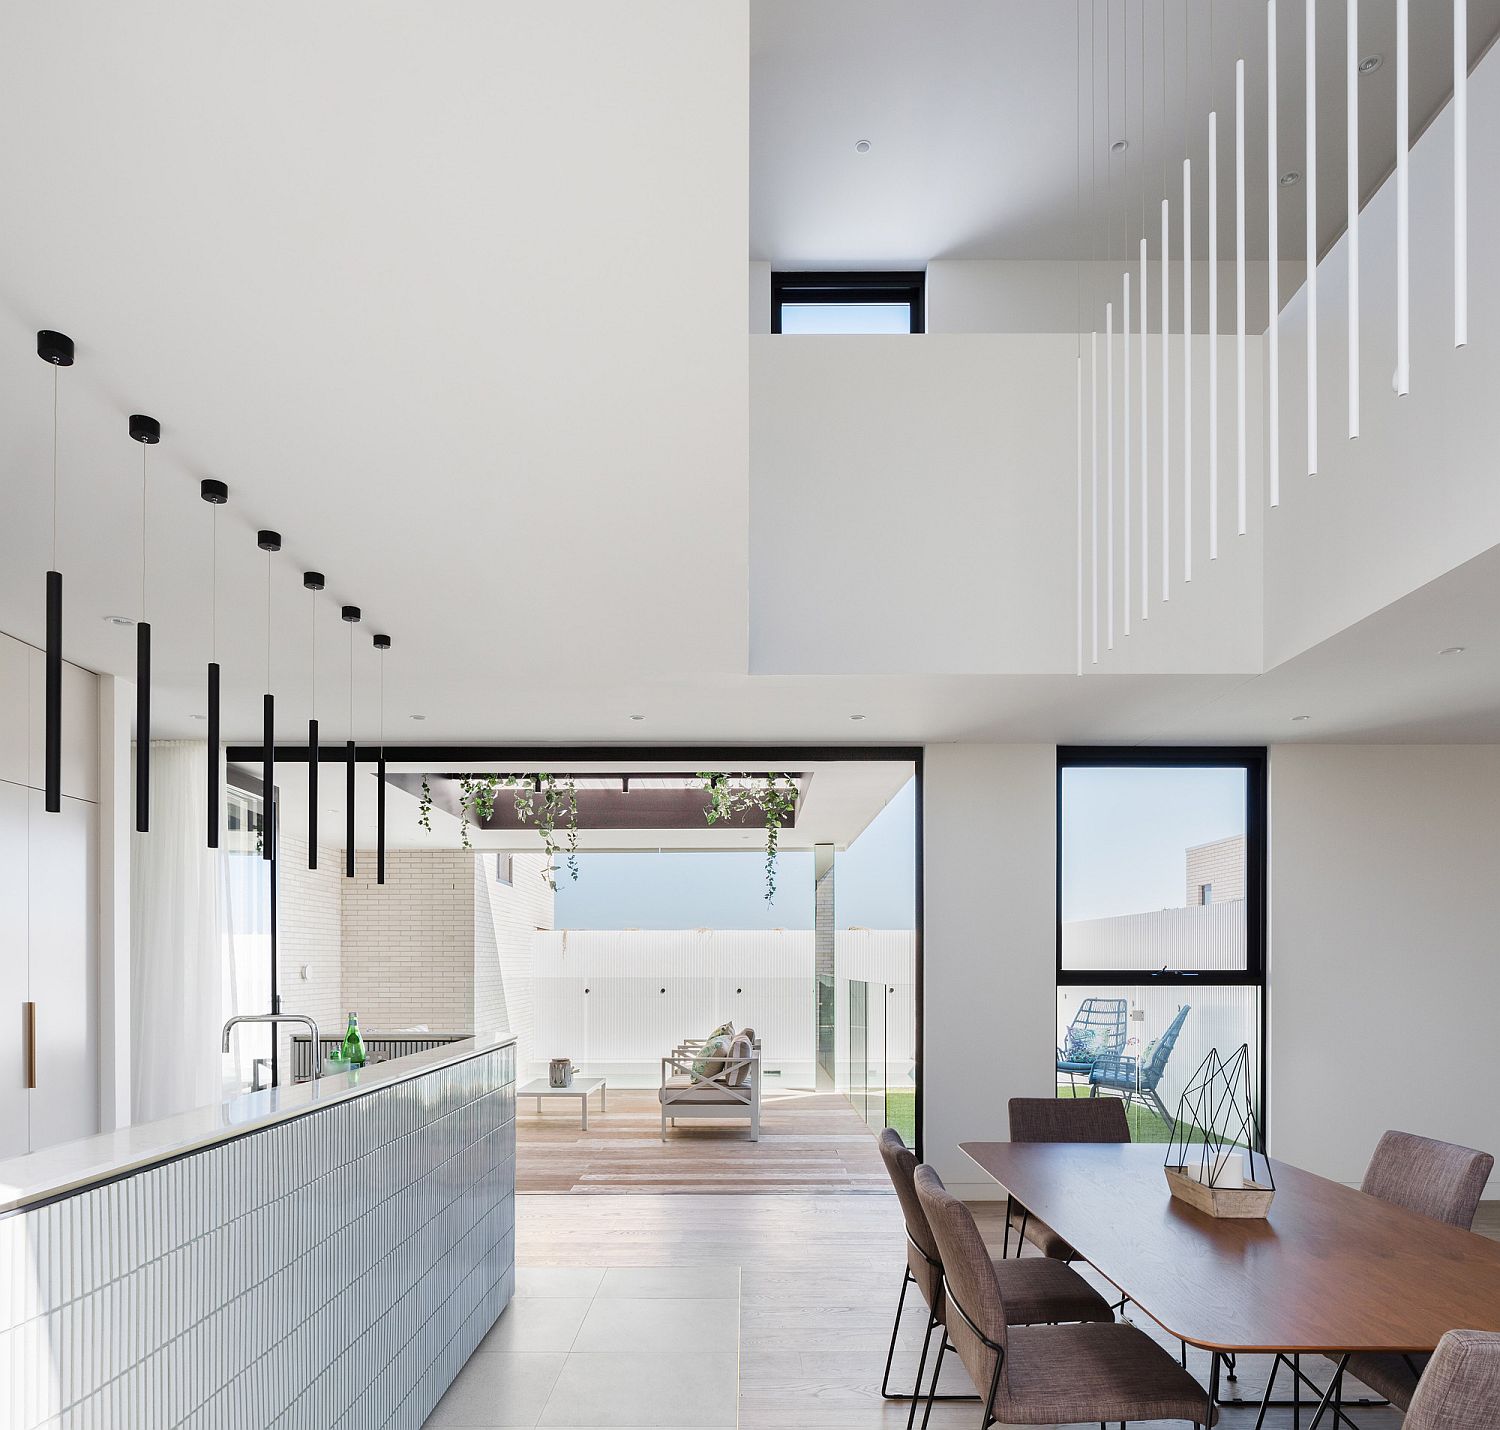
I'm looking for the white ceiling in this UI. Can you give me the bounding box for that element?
[751,0,1500,266]
[0,1,1495,757]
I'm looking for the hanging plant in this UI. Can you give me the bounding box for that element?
[421,771,582,890]
[697,772,798,904]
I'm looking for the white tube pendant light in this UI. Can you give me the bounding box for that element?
[1347,0,1360,437]
[1455,0,1468,347]
[1091,329,1099,663]
[1183,156,1192,582]
[1209,109,1219,557]
[1076,352,1084,674]
[1236,57,1247,536]
[1107,300,1115,649]
[1267,0,1281,506]
[1161,196,1170,602]
[1395,0,1409,395]
[1123,271,1132,636]
[1140,234,1150,617]
[1306,0,1318,472]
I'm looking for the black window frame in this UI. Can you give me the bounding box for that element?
[771,270,926,334]
[1055,745,1268,1131]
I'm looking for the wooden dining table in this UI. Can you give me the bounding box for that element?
[962,1140,1500,1420]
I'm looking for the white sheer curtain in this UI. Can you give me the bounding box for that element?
[130,740,224,1123]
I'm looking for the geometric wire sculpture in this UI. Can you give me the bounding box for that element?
[1163,1044,1273,1190]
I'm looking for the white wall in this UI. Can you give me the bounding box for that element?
[1269,744,1500,1193]
[475,852,554,1078]
[751,336,1077,675]
[922,743,1057,1197]
[927,260,1305,335]
[1267,34,1500,666]
[749,259,771,333]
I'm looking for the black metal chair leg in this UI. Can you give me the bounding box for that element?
[1002,1194,1013,1258]
[1225,1350,1238,1380]
[918,1334,949,1430]
[905,1315,938,1430]
[1294,1351,1302,1430]
[880,1268,913,1399]
[1015,1207,1029,1256]
[1205,1351,1222,1428]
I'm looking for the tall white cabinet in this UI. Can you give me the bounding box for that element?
[0,632,99,1158]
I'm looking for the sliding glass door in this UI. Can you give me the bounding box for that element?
[1056,749,1267,1144]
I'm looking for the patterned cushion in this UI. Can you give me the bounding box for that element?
[692,1033,733,1080]
[708,1021,734,1040]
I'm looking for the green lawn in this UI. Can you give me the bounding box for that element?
[884,1087,917,1147]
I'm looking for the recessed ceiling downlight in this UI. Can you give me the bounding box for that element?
[629,714,645,721]
[849,714,867,721]
[409,713,426,720]
[1439,645,1467,656]
[1279,170,1302,187]
[1111,139,1129,154]
[1291,714,1311,722]
[854,139,871,153]
[1358,54,1383,75]
[104,614,135,626]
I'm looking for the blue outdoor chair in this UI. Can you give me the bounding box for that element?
[1055,997,1128,1095]
[1088,1003,1191,1133]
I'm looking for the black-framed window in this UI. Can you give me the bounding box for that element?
[771,270,925,334]
[1055,747,1267,1143]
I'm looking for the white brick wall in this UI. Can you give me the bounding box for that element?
[473,852,554,1078]
[275,835,344,1065]
[341,849,476,1031]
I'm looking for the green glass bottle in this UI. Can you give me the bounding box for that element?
[340,1012,366,1067]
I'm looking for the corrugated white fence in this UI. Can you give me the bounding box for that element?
[530,928,916,1086]
[1062,900,1246,972]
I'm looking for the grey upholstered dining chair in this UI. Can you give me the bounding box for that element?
[912,1163,1216,1428]
[1404,1330,1500,1429]
[876,1130,1112,1429]
[1002,1096,1130,1259]
[1322,1131,1495,1421]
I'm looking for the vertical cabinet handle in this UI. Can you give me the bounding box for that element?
[23,1002,36,1089]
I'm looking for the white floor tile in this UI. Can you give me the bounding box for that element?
[424,1352,567,1428]
[595,1266,737,1300]
[480,1297,593,1354]
[516,1267,607,1299]
[537,1350,739,1428]
[571,1297,738,1354]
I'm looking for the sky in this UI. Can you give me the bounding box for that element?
[553,778,917,930]
[1060,765,1246,921]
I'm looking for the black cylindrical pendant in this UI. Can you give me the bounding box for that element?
[345,740,356,878]
[262,693,274,861]
[135,621,151,832]
[377,754,386,885]
[207,662,221,848]
[45,570,61,812]
[308,718,319,869]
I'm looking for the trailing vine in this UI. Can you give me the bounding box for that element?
[697,772,799,904]
[422,771,582,891]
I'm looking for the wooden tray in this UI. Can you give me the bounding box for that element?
[1165,1165,1275,1218]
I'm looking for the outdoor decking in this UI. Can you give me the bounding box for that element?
[515,1085,888,1194]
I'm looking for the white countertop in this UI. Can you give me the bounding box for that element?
[0,1029,517,1216]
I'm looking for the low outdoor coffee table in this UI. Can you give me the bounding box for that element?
[518,1076,607,1130]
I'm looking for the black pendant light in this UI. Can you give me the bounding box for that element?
[128,414,160,832]
[304,571,325,869]
[37,330,73,814]
[342,604,361,877]
[373,633,390,885]
[258,530,280,862]
[201,479,229,847]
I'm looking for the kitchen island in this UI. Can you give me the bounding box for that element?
[0,1030,517,1430]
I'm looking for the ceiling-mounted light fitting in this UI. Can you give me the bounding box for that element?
[374,633,390,885]
[37,330,73,815]
[1358,53,1382,74]
[342,604,361,878]
[129,414,161,833]
[305,571,325,869]
[258,531,281,861]
[1110,139,1129,154]
[854,139,871,153]
[1439,645,1467,656]
[200,478,229,848]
